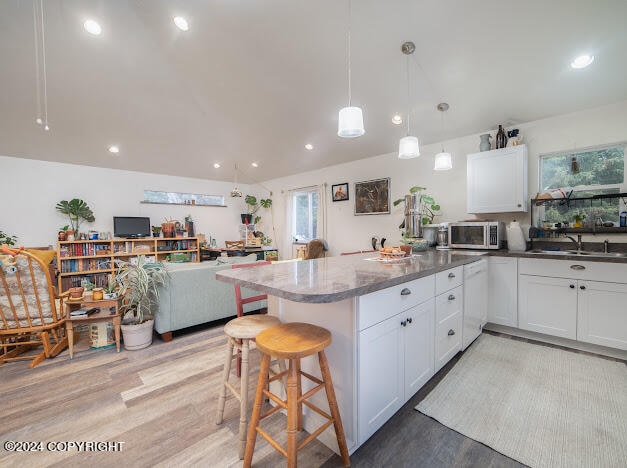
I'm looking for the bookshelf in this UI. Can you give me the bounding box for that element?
[57,237,199,292]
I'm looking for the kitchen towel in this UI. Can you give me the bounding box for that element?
[416,334,627,468]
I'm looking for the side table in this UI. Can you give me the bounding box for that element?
[65,296,124,358]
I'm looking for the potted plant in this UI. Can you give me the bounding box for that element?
[0,230,17,246]
[58,225,69,241]
[55,198,95,236]
[242,195,272,225]
[115,256,168,350]
[573,212,586,228]
[393,187,441,245]
[151,225,162,238]
[103,276,119,300]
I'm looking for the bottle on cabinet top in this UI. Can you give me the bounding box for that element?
[496,125,508,149]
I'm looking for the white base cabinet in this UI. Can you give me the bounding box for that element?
[577,280,627,350]
[435,286,462,372]
[487,256,518,327]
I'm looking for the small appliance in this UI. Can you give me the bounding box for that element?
[448,221,504,250]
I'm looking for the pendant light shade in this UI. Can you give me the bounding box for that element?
[434,151,452,170]
[398,136,420,159]
[338,106,365,138]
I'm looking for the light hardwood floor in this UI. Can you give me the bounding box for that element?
[1,322,528,468]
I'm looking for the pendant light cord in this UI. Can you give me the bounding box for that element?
[406,54,411,136]
[347,0,352,107]
[32,0,41,121]
[40,0,49,128]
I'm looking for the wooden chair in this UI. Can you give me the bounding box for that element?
[304,239,326,260]
[225,240,245,250]
[0,247,68,368]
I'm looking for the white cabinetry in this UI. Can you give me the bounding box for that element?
[462,259,488,349]
[434,266,463,372]
[518,258,627,350]
[357,276,435,443]
[487,256,518,327]
[467,144,528,213]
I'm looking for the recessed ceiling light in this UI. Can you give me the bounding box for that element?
[304,143,314,151]
[108,145,120,154]
[83,19,102,36]
[213,163,220,169]
[251,162,259,168]
[571,54,594,69]
[392,114,403,125]
[173,16,189,31]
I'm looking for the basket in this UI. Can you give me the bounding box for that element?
[378,249,406,259]
[245,238,262,247]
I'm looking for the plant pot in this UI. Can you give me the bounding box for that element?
[161,222,175,238]
[58,231,67,241]
[240,214,253,225]
[121,319,154,350]
[68,286,84,299]
[103,292,119,300]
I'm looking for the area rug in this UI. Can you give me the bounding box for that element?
[415,334,627,468]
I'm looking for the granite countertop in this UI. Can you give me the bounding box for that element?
[216,250,488,303]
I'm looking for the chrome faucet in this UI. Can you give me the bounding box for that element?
[565,234,583,251]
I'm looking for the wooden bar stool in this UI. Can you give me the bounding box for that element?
[244,322,351,468]
[215,314,282,459]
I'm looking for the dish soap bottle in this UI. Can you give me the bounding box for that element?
[506,221,526,252]
[496,125,508,149]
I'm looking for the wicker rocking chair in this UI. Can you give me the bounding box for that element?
[0,246,68,368]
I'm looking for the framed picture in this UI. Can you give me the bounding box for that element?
[354,178,390,215]
[332,183,349,202]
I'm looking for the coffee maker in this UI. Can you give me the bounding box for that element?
[435,223,449,250]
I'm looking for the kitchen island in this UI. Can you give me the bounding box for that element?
[216,250,487,454]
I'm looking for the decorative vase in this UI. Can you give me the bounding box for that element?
[161,222,175,238]
[479,134,491,152]
[240,214,253,225]
[58,231,66,241]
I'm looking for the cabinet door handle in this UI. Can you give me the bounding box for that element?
[570,264,585,270]
[569,284,575,289]
[400,288,411,296]
[407,317,413,324]
[448,329,455,336]
[580,285,586,290]
[448,294,456,301]
[401,320,407,327]
[448,272,455,279]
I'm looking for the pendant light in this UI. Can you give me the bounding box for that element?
[398,42,419,159]
[434,103,453,170]
[337,0,364,138]
[33,0,50,131]
[230,163,243,198]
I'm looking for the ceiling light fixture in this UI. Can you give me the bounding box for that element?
[173,16,189,31]
[392,114,402,125]
[337,0,364,138]
[398,41,419,159]
[213,163,220,169]
[305,143,314,150]
[33,0,50,131]
[83,19,102,36]
[251,162,259,168]
[230,164,243,198]
[434,103,452,171]
[571,54,594,69]
[108,145,120,154]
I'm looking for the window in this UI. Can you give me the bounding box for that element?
[292,189,319,242]
[538,143,625,225]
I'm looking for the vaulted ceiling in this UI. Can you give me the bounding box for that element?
[1,0,626,183]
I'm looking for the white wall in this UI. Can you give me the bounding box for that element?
[0,157,259,247]
[263,100,627,257]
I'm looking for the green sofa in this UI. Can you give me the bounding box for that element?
[154,254,266,341]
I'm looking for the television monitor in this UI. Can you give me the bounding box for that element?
[113,216,151,238]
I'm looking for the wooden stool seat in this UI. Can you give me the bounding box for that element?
[224,315,281,340]
[216,314,284,460]
[244,322,351,468]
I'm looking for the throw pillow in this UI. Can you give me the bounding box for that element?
[26,248,57,265]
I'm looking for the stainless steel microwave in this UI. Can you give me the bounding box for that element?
[448,221,504,249]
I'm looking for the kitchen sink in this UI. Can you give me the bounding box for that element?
[527,249,627,258]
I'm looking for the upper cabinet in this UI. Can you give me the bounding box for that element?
[467,144,528,213]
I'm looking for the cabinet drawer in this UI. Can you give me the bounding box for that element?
[435,310,462,372]
[358,276,434,330]
[435,285,463,323]
[518,258,627,283]
[435,266,463,295]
